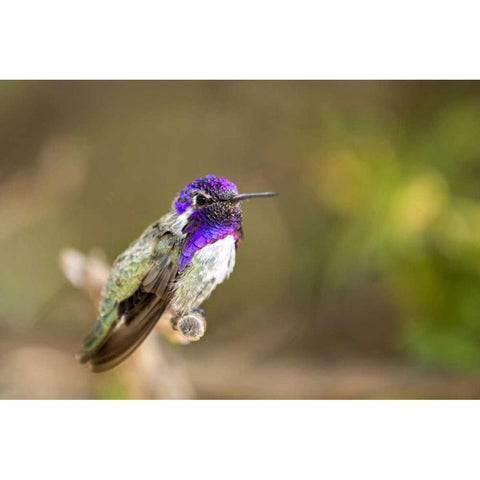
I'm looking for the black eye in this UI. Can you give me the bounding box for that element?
[195,194,207,206]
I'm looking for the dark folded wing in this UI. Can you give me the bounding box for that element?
[86,254,178,372]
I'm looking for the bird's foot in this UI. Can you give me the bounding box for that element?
[172,308,207,342]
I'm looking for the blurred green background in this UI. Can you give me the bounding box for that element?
[1,81,480,399]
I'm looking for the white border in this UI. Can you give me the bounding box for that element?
[1,1,479,79]
[1,401,479,479]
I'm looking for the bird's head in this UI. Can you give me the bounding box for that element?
[174,174,276,226]
[173,175,277,270]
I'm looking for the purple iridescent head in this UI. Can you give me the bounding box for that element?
[174,175,240,215]
[174,175,277,271]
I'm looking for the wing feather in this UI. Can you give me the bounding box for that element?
[77,223,180,372]
[82,255,178,372]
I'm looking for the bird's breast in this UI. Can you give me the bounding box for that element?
[193,234,236,281]
[170,235,236,313]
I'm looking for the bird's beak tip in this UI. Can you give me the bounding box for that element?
[233,192,279,202]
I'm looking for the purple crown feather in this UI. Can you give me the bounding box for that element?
[174,174,238,215]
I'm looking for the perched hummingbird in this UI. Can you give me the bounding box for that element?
[77,175,277,372]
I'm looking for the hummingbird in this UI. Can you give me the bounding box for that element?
[77,174,277,372]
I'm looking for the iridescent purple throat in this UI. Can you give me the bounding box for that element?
[178,211,242,272]
[174,175,243,272]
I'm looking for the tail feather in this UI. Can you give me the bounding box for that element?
[85,297,168,372]
[76,307,119,364]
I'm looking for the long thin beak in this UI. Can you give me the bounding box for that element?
[231,192,278,202]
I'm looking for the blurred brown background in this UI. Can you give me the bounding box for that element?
[1,80,480,399]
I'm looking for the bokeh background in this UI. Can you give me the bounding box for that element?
[1,80,480,399]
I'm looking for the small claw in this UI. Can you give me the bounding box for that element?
[177,313,206,342]
[192,307,206,319]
